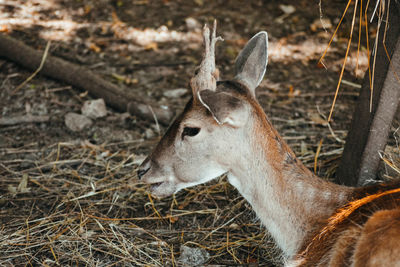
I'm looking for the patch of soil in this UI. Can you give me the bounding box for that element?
[0,0,398,266]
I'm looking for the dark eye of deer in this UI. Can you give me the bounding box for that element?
[182,127,200,139]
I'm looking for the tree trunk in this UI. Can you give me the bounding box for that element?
[336,0,400,186]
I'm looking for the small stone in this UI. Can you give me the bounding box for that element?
[163,88,188,98]
[65,112,92,132]
[178,245,210,266]
[279,4,295,14]
[145,128,155,139]
[185,17,201,31]
[32,102,48,116]
[81,99,107,119]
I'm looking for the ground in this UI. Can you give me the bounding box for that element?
[0,0,399,266]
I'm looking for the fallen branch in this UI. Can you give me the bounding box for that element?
[12,40,51,95]
[0,115,50,126]
[0,34,173,125]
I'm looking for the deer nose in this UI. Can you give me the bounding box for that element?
[137,158,151,180]
[137,167,150,180]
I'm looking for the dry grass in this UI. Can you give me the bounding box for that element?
[1,117,398,266]
[1,1,399,266]
[0,139,283,266]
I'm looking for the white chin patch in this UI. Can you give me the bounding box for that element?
[176,169,227,193]
[150,167,227,198]
[150,182,176,198]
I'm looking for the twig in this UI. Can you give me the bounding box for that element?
[314,138,324,173]
[148,105,160,136]
[328,0,359,121]
[319,0,328,32]
[0,115,50,126]
[370,0,381,22]
[318,0,353,66]
[11,41,51,95]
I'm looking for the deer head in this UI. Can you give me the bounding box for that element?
[137,21,268,198]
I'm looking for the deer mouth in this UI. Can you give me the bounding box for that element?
[148,180,176,198]
[150,182,163,191]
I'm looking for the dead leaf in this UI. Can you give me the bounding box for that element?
[229,223,239,229]
[169,216,179,223]
[317,61,326,69]
[101,24,108,35]
[17,174,30,193]
[112,73,138,84]
[111,11,123,25]
[309,112,327,125]
[8,185,17,193]
[225,46,238,59]
[300,141,309,155]
[288,85,301,97]
[144,42,158,51]
[0,25,9,33]
[134,0,149,4]
[310,18,332,32]
[89,43,101,53]
[84,5,92,14]
[275,5,295,24]
[79,91,89,98]
[194,0,203,6]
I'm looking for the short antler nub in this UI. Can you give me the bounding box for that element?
[190,20,223,95]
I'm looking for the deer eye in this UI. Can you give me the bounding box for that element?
[182,127,200,139]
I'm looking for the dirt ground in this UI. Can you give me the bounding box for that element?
[0,0,399,266]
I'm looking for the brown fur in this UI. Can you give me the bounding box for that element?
[140,37,400,265]
[188,82,400,266]
[296,182,400,266]
[240,79,400,266]
[327,227,359,266]
[354,208,400,267]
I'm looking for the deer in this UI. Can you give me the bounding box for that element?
[137,21,400,266]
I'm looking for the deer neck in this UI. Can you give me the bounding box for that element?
[226,112,353,258]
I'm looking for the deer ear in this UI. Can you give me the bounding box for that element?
[198,89,248,127]
[234,31,268,96]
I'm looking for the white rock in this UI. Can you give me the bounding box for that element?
[178,245,210,266]
[163,88,188,98]
[65,112,92,132]
[279,4,295,14]
[81,99,107,119]
[185,17,201,31]
[145,128,155,139]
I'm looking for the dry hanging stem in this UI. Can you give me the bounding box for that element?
[190,20,223,95]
